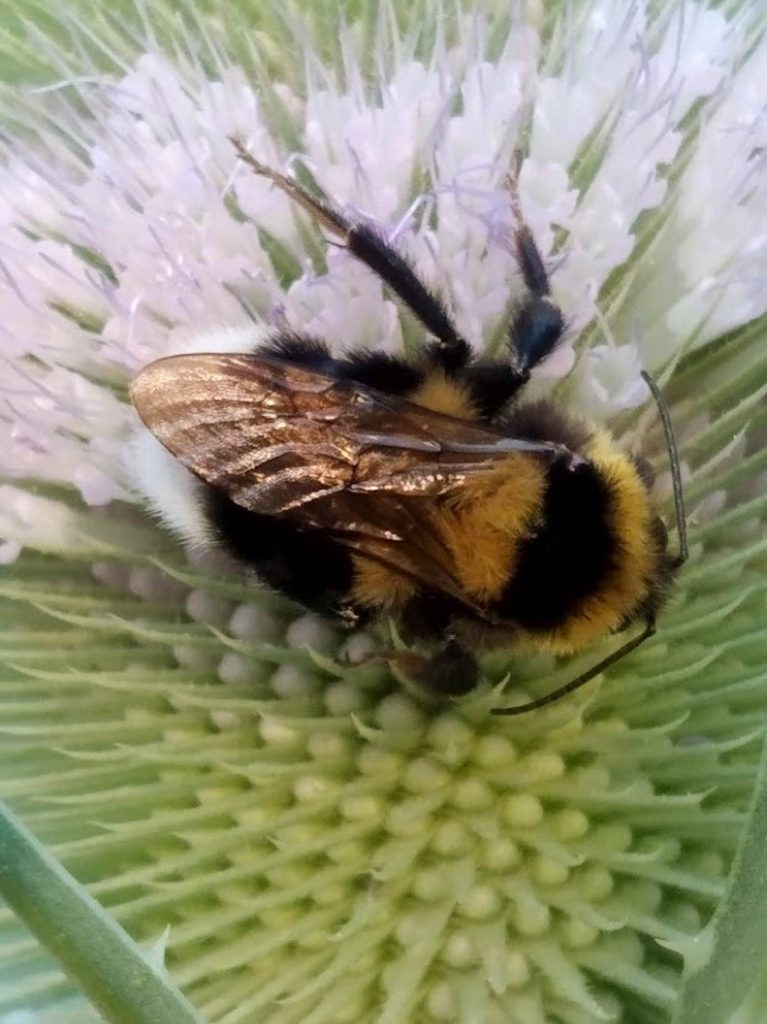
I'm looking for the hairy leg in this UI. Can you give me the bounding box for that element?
[232,138,472,373]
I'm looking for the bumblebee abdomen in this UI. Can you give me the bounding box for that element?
[437,454,548,603]
[494,460,615,628]
[499,431,660,655]
[205,487,361,619]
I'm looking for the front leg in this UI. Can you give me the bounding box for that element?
[505,157,566,374]
[390,635,479,697]
[231,138,472,374]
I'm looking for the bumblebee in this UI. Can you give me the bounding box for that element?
[131,141,687,714]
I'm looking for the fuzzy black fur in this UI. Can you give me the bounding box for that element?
[261,332,425,395]
[259,331,335,370]
[495,460,615,630]
[463,361,529,420]
[495,404,671,631]
[205,486,362,621]
[502,400,592,453]
[338,349,425,394]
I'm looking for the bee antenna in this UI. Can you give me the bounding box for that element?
[640,370,688,569]
[492,619,656,716]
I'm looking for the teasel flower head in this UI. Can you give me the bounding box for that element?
[1,2,767,1022]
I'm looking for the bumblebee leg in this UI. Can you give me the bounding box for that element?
[506,153,552,300]
[423,638,479,695]
[462,359,531,420]
[505,155,566,374]
[392,637,479,697]
[231,138,471,373]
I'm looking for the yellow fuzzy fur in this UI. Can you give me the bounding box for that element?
[438,456,546,601]
[351,454,546,610]
[351,385,657,658]
[352,559,418,609]
[517,430,656,655]
[409,372,475,419]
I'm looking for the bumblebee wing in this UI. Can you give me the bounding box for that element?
[132,352,356,513]
[131,352,572,509]
[296,488,476,608]
[131,352,571,614]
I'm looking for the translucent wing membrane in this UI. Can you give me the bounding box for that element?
[131,352,577,616]
[131,353,576,511]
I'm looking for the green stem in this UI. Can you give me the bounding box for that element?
[0,802,203,1024]
[672,734,767,1024]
